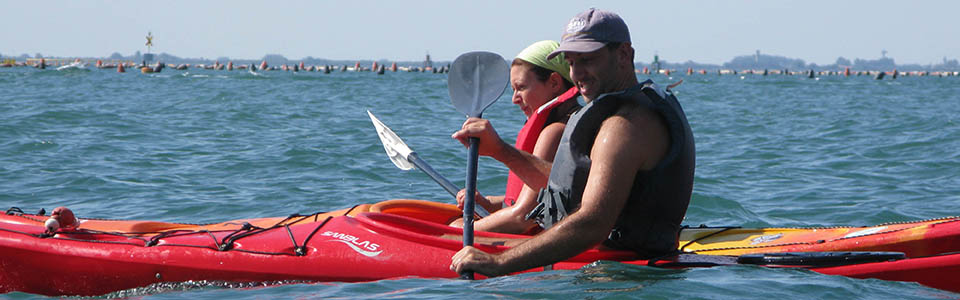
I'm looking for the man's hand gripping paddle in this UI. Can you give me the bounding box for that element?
[447,51,509,279]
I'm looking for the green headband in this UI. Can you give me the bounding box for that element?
[515,40,572,84]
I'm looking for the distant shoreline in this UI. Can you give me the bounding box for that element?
[4,59,956,79]
[2,51,958,72]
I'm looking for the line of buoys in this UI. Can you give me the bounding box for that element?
[68,58,956,79]
[628,67,960,79]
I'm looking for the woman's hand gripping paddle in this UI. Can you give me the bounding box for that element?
[447,51,509,279]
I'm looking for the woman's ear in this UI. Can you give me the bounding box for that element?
[548,72,565,93]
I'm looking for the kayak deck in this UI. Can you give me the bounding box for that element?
[8,200,957,259]
[679,216,960,257]
[2,200,959,296]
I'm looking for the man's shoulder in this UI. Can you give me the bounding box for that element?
[609,99,663,127]
[594,100,669,170]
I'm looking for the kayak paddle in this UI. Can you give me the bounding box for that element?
[367,110,489,217]
[447,51,509,279]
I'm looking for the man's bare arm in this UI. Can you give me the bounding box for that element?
[451,108,668,276]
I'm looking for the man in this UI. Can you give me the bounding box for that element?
[450,8,695,277]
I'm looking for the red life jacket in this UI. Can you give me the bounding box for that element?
[503,86,579,206]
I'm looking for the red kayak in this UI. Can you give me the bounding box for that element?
[2,200,958,296]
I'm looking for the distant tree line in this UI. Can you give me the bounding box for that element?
[635,53,959,71]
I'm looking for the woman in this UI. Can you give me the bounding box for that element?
[453,40,580,234]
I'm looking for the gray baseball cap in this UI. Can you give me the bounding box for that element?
[547,8,631,59]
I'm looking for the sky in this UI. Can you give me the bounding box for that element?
[3,1,958,65]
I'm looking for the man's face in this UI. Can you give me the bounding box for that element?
[564,45,622,102]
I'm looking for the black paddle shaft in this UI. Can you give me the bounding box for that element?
[460,135,480,280]
[448,51,508,280]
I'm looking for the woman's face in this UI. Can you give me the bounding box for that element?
[510,64,562,118]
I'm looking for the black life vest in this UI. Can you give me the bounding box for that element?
[526,80,695,258]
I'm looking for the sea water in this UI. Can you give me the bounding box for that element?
[1,67,958,299]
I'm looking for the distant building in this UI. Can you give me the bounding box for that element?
[423,53,433,70]
[651,53,661,72]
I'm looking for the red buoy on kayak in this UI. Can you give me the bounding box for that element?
[117,63,125,73]
[48,206,78,231]
[391,62,397,72]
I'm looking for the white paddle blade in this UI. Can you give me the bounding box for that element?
[367,110,415,170]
